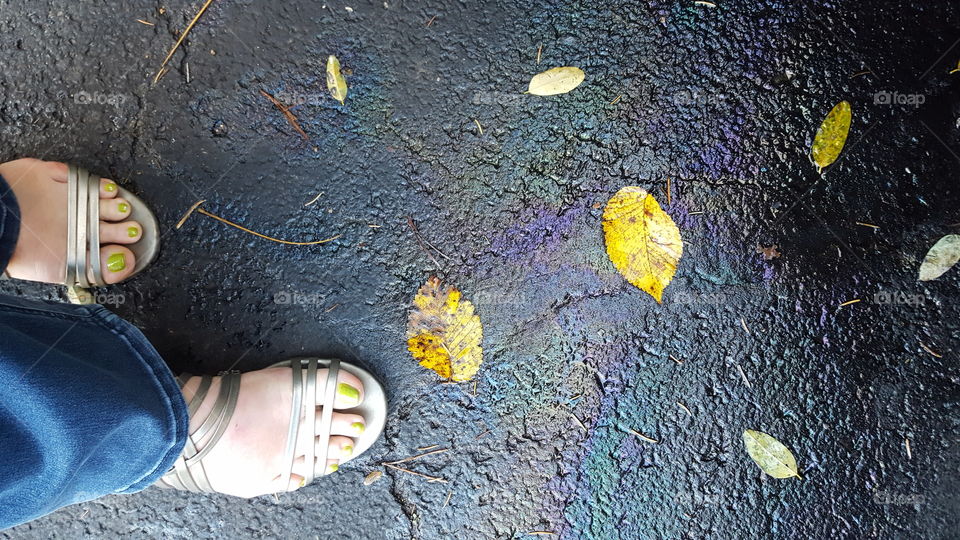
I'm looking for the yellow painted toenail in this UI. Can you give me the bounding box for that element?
[127,226,139,238]
[327,463,339,474]
[337,383,360,402]
[104,182,117,192]
[118,202,129,213]
[342,445,353,458]
[107,253,126,272]
[351,422,365,434]
[299,477,306,488]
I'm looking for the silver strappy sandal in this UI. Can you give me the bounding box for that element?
[65,165,160,287]
[158,358,387,493]
[0,164,160,287]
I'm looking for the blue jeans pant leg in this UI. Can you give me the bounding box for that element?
[0,294,188,529]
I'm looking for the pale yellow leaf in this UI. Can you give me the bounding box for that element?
[602,186,683,303]
[326,55,348,104]
[66,285,94,305]
[363,470,382,486]
[919,234,960,281]
[406,276,483,381]
[742,429,801,479]
[527,66,585,96]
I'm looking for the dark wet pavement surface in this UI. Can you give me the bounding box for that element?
[2,0,959,538]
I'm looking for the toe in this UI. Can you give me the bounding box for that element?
[98,245,135,283]
[100,197,132,221]
[321,435,356,461]
[99,220,142,244]
[285,455,340,489]
[99,178,120,198]
[322,412,366,437]
[314,368,365,408]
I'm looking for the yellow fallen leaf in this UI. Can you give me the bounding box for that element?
[527,66,585,96]
[602,187,683,303]
[742,429,801,479]
[811,100,851,172]
[406,276,483,381]
[326,55,348,104]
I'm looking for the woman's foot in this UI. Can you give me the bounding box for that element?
[178,366,368,498]
[0,158,142,284]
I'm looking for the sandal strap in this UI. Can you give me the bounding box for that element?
[65,165,105,287]
[64,165,81,287]
[86,168,103,287]
[302,358,318,485]
[280,362,303,488]
[315,359,339,477]
[158,372,241,493]
[180,372,212,417]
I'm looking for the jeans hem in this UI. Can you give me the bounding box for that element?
[84,306,188,493]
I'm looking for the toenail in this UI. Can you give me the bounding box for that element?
[341,445,353,458]
[299,477,306,488]
[327,463,339,474]
[337,383,360,403]
[351,422,365,435]
[104,182,117,192]
[107,253,126,272]
[118,202,129,213]
[127,226,139,238]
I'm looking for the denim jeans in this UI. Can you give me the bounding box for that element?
[0,176,188,529]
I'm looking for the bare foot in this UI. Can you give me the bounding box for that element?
[0,158,142,284]
[178,367,367,497]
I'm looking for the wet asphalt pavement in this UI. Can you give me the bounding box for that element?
[2,0,959,538]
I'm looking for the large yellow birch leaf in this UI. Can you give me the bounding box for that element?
[811,100,851,172]
[743,429,802,479]
[406,276,483,381]
[602,187,683,303]
[527,66,585,96]
[326,55,348,104]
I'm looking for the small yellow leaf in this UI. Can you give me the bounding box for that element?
[326,55,348,104]
[602,187,683,303]
[406,276,483,382]
[527,66,585,96]
[742,429,801,479]
[811,100,851,171]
